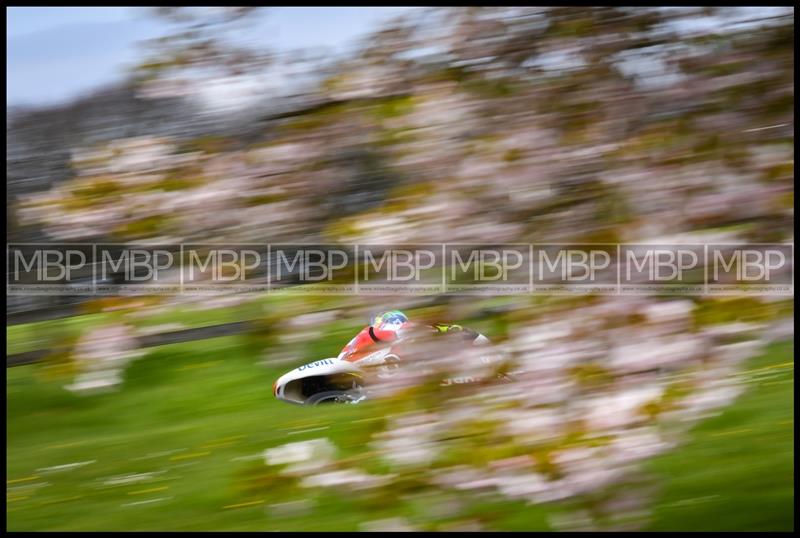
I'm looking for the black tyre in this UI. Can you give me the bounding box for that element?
[306,389,365,405]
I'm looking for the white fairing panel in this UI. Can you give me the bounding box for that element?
[274,358,362,404]
[473,334,490,346]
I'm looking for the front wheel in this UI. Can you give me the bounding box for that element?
[306,389,366,405]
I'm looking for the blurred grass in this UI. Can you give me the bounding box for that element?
[6,294,316,355]
[646,339,794,531]
[7,334,374,531]
[9,296,791,356]
[6,323,793,530]
[5,293,496,356]
[7,313,112,355]
[7,329,548,531]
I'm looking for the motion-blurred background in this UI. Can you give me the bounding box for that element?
[6,6,794,531]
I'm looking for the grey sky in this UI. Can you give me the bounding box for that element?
[8,7,791,109]
[7,7,416,108]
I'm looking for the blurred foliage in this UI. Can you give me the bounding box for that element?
[10,7,793,247]
[6,336,793,531]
